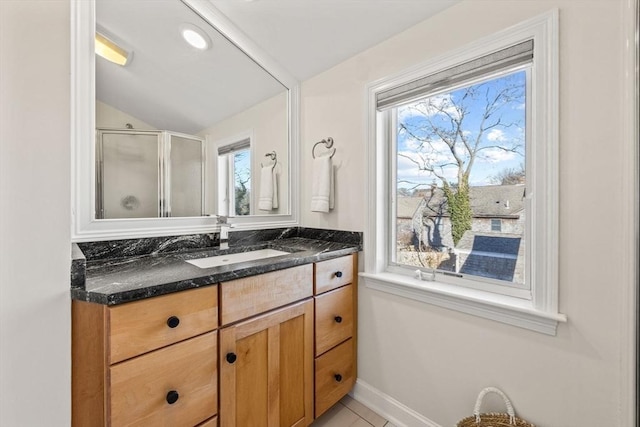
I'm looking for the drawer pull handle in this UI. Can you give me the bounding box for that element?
[334,315,343,323]
[226,352,237,364]
[166,316,180,328]
[166,390,179,404]
[334,374,343,382]
[334,271,343,278]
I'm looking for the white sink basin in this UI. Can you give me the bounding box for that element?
[186,248,290,269]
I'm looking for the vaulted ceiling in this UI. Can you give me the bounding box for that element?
[95,0,460,134]
[209,0,461,81]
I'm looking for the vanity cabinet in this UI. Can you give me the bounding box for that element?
[313,254,358,418]
[72,253,358,426]
[218,264,314,427]
[72,285,219,427]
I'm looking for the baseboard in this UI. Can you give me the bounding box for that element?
[350,379,441,427]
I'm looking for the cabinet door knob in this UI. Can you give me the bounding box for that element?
[166,316,180,328]
[334,374,343,382]
[334,271,343,278]
[226,352,237,364]
[334,315,343,323]
[166,390,179,404]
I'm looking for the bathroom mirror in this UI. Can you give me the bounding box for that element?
[72,0,300,241]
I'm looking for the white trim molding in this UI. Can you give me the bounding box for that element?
[360,272,566,336]
[351,379,441,427]
[362,10,565,335]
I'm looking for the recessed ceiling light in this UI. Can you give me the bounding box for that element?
[181,24,211,50]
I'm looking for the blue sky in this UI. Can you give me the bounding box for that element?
[396,70,526,190]
[234,149,251,191]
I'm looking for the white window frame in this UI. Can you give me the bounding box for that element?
[219,148,252,216]
[361,10,566,335]
[216,130,254,217]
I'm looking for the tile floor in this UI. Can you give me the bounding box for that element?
[312,395,397,427]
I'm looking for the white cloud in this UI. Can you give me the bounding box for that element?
[479,147,517,163]
[395,149,458,188]
[402,135,422,151]
[486,129,506,142]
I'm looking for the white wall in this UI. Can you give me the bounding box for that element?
[300,1,636,425]
[0,1,71,426]
[96,100,156,130]
[200,91,289,215]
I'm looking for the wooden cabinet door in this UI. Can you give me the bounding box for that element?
[219,299,314,427]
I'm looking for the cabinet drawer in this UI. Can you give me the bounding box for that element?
[109,286,218,363]
[220,264,313,325]
[196,416,217,427]
[315,284,353,356]
[110,331,218,427]
[314,255,354,294]
[315,338,355,417]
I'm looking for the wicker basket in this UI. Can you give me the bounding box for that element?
[456,387,535,427]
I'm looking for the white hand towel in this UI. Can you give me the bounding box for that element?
[258,164,278,211]
[311,154,334,212]
[272,169,278,209]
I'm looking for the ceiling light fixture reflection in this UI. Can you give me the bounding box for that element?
[181,24,211,50]
[95,31,132,66]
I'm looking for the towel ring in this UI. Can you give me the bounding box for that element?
[312,137,336,159]
[261,151,278,170]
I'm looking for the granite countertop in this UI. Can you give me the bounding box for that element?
[71,233,360,306]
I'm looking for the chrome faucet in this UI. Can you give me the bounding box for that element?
[216,215,232,250]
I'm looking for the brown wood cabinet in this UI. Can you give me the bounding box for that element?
[72,254,358,426]
[219,264,313,326]
[196,416,218,427]
[110,331,217,426]
[313,254,358,418]
[315,338,355,416]
[72,286,219,427]
[219,299,314,427]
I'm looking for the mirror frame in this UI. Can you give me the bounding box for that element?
[71,0,300,242]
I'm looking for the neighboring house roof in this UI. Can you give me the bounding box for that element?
[420,184,525,219]
[456,230,524,282]
[469,185,525,218]
[456,230,523,255]
[396,196,424,219]
[456,231,524,282]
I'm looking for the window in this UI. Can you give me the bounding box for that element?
[218,137,252,216]
[362,11,565,335]
[391,64,529,294]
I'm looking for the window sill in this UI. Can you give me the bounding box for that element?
[359,271,567,335]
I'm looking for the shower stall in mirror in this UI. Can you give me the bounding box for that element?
[96,128,205,219]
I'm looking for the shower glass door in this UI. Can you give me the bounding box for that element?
[98,131,160,219]
[96,129,205,219]
[169,134,204,218]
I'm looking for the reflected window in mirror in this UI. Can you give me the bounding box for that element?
[218,137,252,216]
